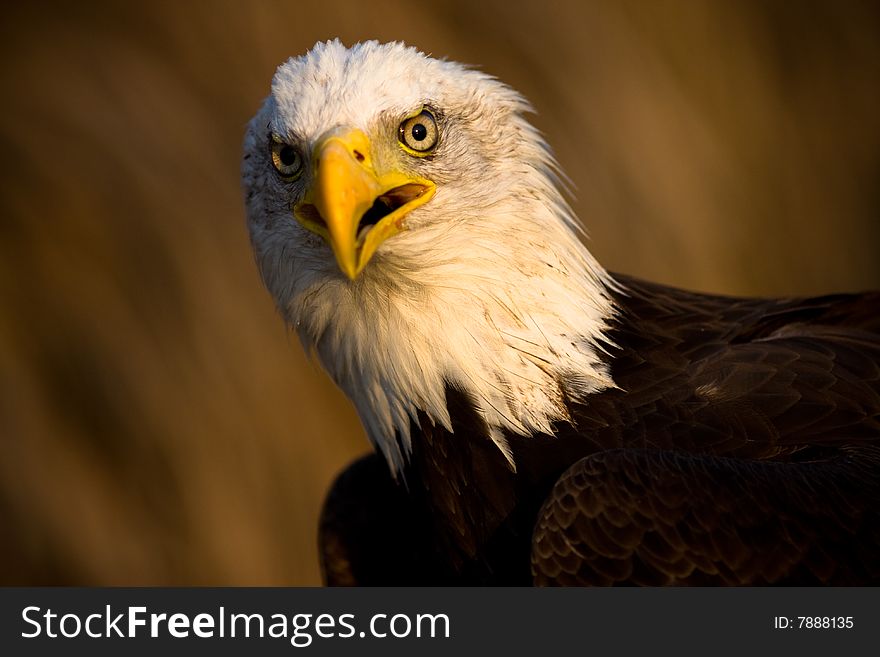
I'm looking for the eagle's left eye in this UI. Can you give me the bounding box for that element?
[270,141,304,180]
[398,109,438,155]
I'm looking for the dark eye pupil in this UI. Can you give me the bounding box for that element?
[411,123,427,141]
[279,146,298,166]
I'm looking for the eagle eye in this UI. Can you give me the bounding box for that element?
[270,140,304,180]
[398,109,438,155]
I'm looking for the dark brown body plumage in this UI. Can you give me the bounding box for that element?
[319,274,880,585]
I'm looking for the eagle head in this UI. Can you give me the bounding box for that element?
[242,40,615,473]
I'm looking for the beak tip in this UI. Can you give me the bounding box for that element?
[338,258,360,281]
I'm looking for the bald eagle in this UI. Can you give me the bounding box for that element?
[242,40,880,585]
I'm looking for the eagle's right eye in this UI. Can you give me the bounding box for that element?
[270,140,304,180]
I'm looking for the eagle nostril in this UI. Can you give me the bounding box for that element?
[353,150,365,163]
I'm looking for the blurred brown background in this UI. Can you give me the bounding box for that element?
[1,0,878,585]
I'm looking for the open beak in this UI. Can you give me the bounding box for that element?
[294,128,435,279]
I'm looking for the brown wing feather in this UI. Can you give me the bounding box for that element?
[319,453,463,585]
[531,446,880,585]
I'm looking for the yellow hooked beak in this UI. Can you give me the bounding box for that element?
[294,128,435,279]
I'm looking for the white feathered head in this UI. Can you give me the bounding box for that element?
[242,40,614,473]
